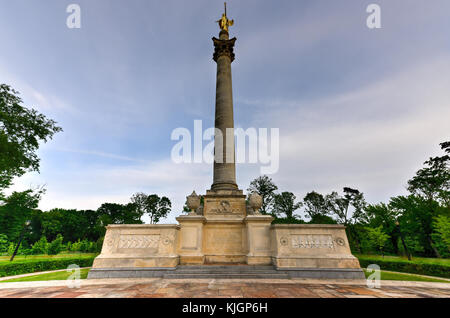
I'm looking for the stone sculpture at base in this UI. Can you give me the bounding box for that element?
[89,6,364,280]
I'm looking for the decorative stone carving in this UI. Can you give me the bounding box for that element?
[186,191,200,216]
[206,198,244,215]
[280,236,288,246]
[248,192,263,215]
[246,203,254,215]
[104,231,120,253]
[291,234,335,249]
[196,205,204,216]
[335,237,345,246]
[118,234,160,249]
[162,236,172,245]
[219,200,232,213]
[212,37,236,62]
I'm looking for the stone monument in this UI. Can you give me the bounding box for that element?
[88,5,364,279]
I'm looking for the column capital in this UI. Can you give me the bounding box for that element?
[212,37,236,62]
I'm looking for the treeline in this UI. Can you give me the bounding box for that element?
[0,192,171,255]
[248,142,450,258]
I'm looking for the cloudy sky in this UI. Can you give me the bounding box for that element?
[1,0,449,223]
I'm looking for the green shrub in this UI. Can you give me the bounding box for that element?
[48,234,63,255]
[31,236,48,255]
[357,256,450,278]
[66,239,102,253]
[0,234,9,254]
[0,256,96,278]
[6,242,30,256]
[70,240,82,252]
[80,239,90,252]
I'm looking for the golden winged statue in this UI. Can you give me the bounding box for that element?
[216,2,234,32]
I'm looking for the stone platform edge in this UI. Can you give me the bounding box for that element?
[87,267,365,280]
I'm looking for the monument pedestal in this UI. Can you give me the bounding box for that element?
[91,224,179,269]
[176,215,205,265]
[245,215,273,265]
[271,224,362,276]
[201,189,248,263]
[89,221,364,279]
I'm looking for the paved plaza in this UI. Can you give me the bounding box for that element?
[0,278,449,298]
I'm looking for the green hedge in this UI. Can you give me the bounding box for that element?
[0,257,96,278]
[357,256,450,279]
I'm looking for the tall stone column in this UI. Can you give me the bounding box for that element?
[211,30,238,191]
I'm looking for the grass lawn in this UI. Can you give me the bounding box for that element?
[355,254,450,266]
[362,269,449,283]
[0,268,91,282]
[0,253,97,265]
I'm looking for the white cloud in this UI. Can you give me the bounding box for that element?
[261,56,450,204]
[8,158,213,224]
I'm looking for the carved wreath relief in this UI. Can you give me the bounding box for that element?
[209,200,240,214]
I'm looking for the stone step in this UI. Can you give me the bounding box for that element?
[164,273,290,279]
[176,265,275,271]
[163,265,289,279]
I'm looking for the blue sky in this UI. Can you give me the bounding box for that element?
[1,0,450,223]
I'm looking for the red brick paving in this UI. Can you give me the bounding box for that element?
[0,278,449,298]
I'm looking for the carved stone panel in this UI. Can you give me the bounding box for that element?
[117,234,160,253]
[204,197,246,217]
[290,234,335,249]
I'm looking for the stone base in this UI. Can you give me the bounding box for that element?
[91,224,180,270]
[92,255,179,268]
[205,255,247,264]
[246,256,272,265]
[279,268,366,279]
[90,210,364,279]
[88,267,175,279]
[87,265,365,280]
[272,256,361,269]
[179,255,205,265]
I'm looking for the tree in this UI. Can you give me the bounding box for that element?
[326,187,366,226]
[400,141,450,257]
[365,226,390,256]
[364,203,401,255]
[247,175,278,215]
[303,191,329,220]
[48,234,63,255]
[433,215,450,252]
[389,195,442,257]
[273,192,302,219]
[31,236,48,255]
[131,193,171,224]
[0,84,62,191]
[97,202,143,226]
[0,234,8,254]
[407,141,450,205]
[326,187,366,253]
[0,188,44,243]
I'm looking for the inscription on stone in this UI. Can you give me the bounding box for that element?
[118,235,160,249]
[291,234,334,249]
